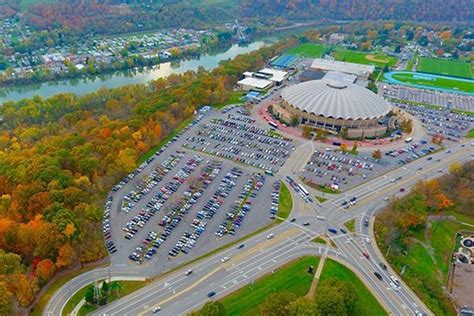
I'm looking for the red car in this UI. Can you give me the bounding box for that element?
[363,252,370,259]
[399,188,405,192]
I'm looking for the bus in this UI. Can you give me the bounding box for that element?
[405,137,413,143]
[268,121,278,129]
[298,184,309,196]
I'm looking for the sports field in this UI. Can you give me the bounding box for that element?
[286,43,327,58]
[417,57,473,79]
[386,71,474,94]
[333,50,398,67]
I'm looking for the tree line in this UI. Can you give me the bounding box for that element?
[0,38,296,314]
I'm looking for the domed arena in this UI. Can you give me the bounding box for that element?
[280,79,392,138]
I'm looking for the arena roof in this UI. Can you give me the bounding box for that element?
[281,79,391,120]
[311,58,375,77]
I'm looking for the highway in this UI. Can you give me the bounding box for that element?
[44,138,473,316]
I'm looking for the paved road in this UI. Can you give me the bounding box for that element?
[44,138,473,316]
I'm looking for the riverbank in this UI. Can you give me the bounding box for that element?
[0,41,268,103]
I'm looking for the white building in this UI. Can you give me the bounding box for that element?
[237,77,274,92]
[310,58,375,79]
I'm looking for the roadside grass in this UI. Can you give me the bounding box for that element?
[317,259,387,316]
[138,116,195,164]
[74,280,148,316]
[277,183,292,219]
[333,50,397,67]
[303,180,340,194]
[312,236,327,245]
[220,256,320,316]
[30,264,108,316]
[286,43,327,58]
[467,129,474,138]
[344,219,356,233]
[417,57,473,79]
[212,91,245,109]
[390,72,474,93]
[378,213,473,315]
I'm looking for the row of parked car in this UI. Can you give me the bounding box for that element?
[123,155,203,241]
[228,113,255,124]
[216,173,266,237]
[103,196,116,254]
[121,153,184,212]
[269,181,280,218]
[165,161,223,257]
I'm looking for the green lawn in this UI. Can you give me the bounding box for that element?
[317,259,387,316]
[64,280,148,316]
[277,183,293,219]
[333,50,398,67]
[286,43,327,58]
[220,256,319,316]
[418,57,473,79]
[467,129,474,138]
[138,115,194,164]
[390,72,474,93]
[314,196,328,203]
[212,91,244,109]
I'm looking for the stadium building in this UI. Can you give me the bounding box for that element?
[279,79,392,138]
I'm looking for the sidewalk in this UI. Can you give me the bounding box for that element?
[306,256,326,300]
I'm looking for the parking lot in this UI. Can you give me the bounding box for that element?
[299,140,439,192]
[395,102,474,142]
[182,106,294,173]
[103,106,286,273]
[382,83,474,112]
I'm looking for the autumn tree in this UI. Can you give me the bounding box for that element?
[302,125,313,139]
[372,149,382,160]
[36,259,55,282]
[260,291,297,316]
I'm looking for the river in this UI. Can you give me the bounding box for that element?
[0,40,271,103]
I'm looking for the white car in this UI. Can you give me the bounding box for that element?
[316,216,325,221]
[390,275,400,287]
[390,282,400,291]
[266,233,274,239]
[152,306,161,313]
[220,256,230,263]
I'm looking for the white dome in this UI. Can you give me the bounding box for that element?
[281,80,391,120]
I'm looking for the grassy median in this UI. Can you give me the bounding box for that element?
[220,256,320,315]
[277,182,292,219]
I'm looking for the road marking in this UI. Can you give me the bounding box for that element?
[137,266,222,316]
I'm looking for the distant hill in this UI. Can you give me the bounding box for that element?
[239,0,473,23]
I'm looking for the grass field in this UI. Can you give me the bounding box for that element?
[212,91,244,109]
[277,183,292,219]
[390,72,474,93]
[333,50,398,67]
[286,43,327,58]
[379,215,473,315]
[220,256,319,316]
[418,57,473,79]
[317,259,387,316]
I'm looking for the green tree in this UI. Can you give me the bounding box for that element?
[315,278,358,316]
[260,291,297,316]
[84,285,97,305]
[0,282,13,315]
[200,301,227,316]
[288,297,317,316]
